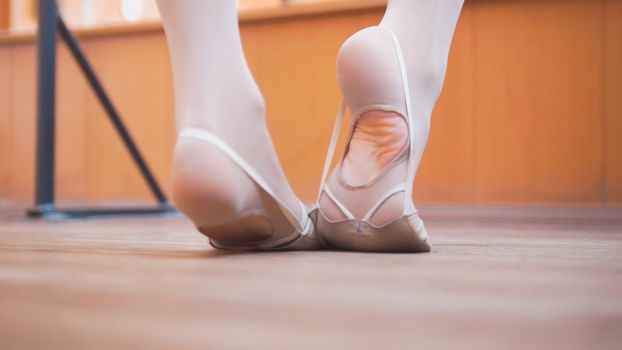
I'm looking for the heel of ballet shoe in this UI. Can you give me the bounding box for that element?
[172,137,287,246]
[315,210,430,253]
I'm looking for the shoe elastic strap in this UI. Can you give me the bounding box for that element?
[178,128,308,233]
[316,99,347,202]
[385,26,416,210]
[316,26,415,211]
[322,184,355,220]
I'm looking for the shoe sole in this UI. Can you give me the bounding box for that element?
[313,209,431,253]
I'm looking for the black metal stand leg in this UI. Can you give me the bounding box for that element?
[31,0,58,214]
[27,0,175,219]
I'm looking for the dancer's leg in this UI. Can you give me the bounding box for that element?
[380,0,465,110]
[321,0,464,225]
[156,0,306,246]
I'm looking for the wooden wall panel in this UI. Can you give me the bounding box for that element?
[256,13,369,201]
[55,44,88,204]
[83,37,144,203]
[7,44,36,205]
[0,48,10,199]
[257,17,326,201]
[472,0,605,203]
[0,0,9,30]
[240,25,262,83]
[82,33,174,203]
[605,0,622,203]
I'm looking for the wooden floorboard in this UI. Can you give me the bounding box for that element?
[0,211,621,350]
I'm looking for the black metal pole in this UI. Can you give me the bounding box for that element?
[56,17,168,204]
[32,0,59,212]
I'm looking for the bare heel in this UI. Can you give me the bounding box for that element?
[172,129,315,250]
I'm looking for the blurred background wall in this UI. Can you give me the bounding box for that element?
[0,0,620,208]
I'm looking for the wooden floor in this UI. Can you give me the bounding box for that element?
[0,208,621,350]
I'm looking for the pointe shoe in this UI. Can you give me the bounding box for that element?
[311,26,431,253]
[173,128,319,251]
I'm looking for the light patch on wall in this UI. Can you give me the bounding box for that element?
[121,0,143,23]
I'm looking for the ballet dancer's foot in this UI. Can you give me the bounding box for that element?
[313,0,464,252]
[158,0,318,250]
[313,26,430,252]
